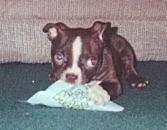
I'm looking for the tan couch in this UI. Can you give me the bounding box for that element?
[0,0,167,63]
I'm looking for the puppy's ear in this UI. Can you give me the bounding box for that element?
[110,27,118,34]
[91,21,111,41]
[43,22,68,40]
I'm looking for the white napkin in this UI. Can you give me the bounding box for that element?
[27,80,124,112]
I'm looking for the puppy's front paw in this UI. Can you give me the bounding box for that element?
[127,75,149,88]
[87,84,110,105]
[48,73,57,81]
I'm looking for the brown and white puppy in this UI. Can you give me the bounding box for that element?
[43,21,149,104]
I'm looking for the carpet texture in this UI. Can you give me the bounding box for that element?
[0,62,167,130]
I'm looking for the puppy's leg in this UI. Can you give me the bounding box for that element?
[100,81,122,100]
[48,71,57,81]
[121,46,149,88]
[89,47,123,101]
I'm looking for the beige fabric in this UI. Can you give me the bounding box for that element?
[0,0,167,63]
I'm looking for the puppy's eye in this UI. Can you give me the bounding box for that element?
[54,52,65,65]
[86,57,98,68]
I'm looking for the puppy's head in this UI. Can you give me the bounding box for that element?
[43,21,110,84]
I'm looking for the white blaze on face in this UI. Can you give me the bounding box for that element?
[61,36,83,84]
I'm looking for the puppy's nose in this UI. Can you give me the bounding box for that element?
[66,73,78,83]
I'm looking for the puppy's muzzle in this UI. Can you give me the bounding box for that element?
[66,73,78,83]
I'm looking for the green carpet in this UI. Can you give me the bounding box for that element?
[0,62,167,130]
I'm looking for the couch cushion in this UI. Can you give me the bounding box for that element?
[0,0,167,63]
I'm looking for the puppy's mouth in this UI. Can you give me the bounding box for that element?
[65,79,83,85]
[60,72,83,85]
[65,78,91,86]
